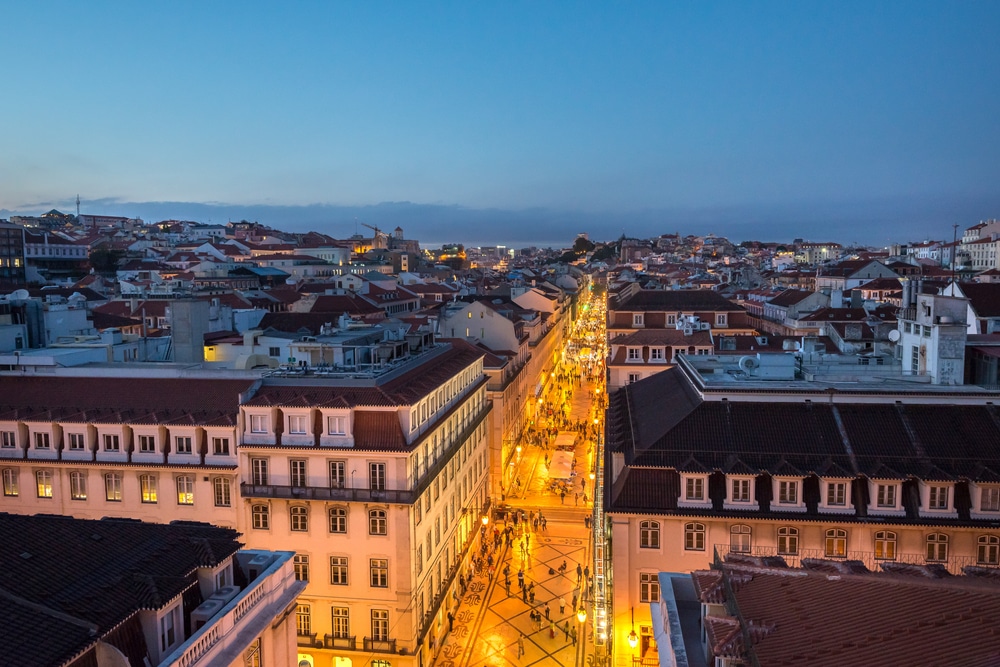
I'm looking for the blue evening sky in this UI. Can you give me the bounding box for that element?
[2,1,999,246]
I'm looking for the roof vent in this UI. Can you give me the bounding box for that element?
[20,552,32,560]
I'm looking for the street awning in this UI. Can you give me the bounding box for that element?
[550,450,574,479]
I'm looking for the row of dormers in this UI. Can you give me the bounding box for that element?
[676,471,1000,520]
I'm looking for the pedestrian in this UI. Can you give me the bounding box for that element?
[530,588,536,604]
[518,568,525,588]
[574,492,579,505]
[571,626,578,645]
[447,611,454,632]
[505,578,511,596]
[560,490,566,504]
[544,603,550,621]
[526,533,531,548]
[559,597,566,614]
[563,621,569,640]
[518,633,525,658]
[523,586,528,603]
[584,565,590,580]
[572,592,578,608]
[549,620,555,639]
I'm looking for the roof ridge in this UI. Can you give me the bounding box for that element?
[0,585,98,634]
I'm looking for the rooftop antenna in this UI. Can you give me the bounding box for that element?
[76,194,80,218]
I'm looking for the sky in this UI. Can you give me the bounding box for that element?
[3,1,999,247]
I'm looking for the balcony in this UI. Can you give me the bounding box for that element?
[324,635,356,650]
[241,483,414,504]
[714,544,1000,576]
[363,637,397,653]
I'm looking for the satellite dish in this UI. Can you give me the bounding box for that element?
[888,329,901,342]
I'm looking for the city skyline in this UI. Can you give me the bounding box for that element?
[4,2,1000,246]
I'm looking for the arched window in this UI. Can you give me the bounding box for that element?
[730,524,751,554]
[290,506,308,532]
[874,531,896,560]
[329,507,347,533]
[252,504,269,530]
[684,522,705,551]
[978,535,1000,565]
[639,520,660,549]
[926,533,949,562]
[825,528,847,558]
[369,508,388,535]
[777,527,798,555]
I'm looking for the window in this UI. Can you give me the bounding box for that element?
[370,462,386,491]
[297,604,312,636]
[290,506,309,531]
[288,415,308,435]
[874,531,897,560]
[370,558,388,587]
[876,483,897,508]
[36,470,53,498]
[371,609,389,641]
[778,480,798,504]
[103,434,120,452]
[650,348,664,361]
[911,345,919,371]
[2,469,18,497]
[928,485,949,510]
[632,313,644,326]
[415,544,423,573]
[294,554,310,582]
[138,435,156,453]
[329,507,348,533]
[983,488,1000,512]
[826,482,846,506]
[627,348,641,360]
[268,346,280,357]
[252,504,269,529]
[68,433,85,450]
[212,437,230,455]
[34,432,50,449]
[329,460,346,488]
[177,476,194,505]
[731,479,751,503]
[978,535,1000,565]
[639,520,660,549]
[926,533,949,562]
[290,459,307,487]
[332,607,350,639]
[627,373,641,384]
[369,508,388,535]
[639,572,659,603]
[685,477,705,501]
[328,416,347,435]
[175,436,193,455]
[250,414,269,433]
[140,475,158,503]
[251,458,269,485]
[777,527,798,555]
[730,524,751,554]
[160,610,176,651]
[105,473,123,501]
[825,529,847,558]
[684,522,705,551]
[330,556,349,585]
[0,431,15,448]
[213,477,231,506]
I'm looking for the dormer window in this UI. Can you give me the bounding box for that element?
[981,487,1000,513]
[650,348,664,362]
[250,414,269,434]
[627,348,641,361]
[876,483,897,508]
[633,313,644,327]
[731,478,751,503]
[928,485,949,510]
[827,481,847,506]
[778,480,798,504]
[288,415,308,435]
[685,477,704,501]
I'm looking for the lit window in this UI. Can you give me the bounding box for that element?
[370,558,389,587]
[874,531,896,560]
[140,475,158,503]
[639,572,659,602]
[105,473,123,501]
[2,468,18,497]
[36,470,53,498]
[684,522,705,551]
[213,477,231,507]
[777,527,798,555]
[177,476,194,505]
[825,528,847,558]
[251,504,269,529]
[639,520,660,549]
[290,506,309,531]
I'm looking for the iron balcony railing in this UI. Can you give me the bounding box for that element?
[241,483,414,504]
[713,544,1000,576]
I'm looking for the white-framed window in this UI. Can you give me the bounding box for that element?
[827,481,847,506]
[667,314,676,325]
[70,471,87,500]
[250,414,269,433]
[36,470,53,498]
[716,313,727,326]
[0,431,15,449]
[632,313,644,326]
[876,483,897,508]
[639,572,659,602]
[68,433,85,450]
[979,535,1000,565]
[294,554,310,582]
[138,435,156,453]
[288,415,308,435]
[627,348,641,361]
[650,348,664,361]
[731,478,751,503]
[928,485,949,510]
[874,530,896,560]
[34,432,50,449]
[103,434,120,452]
[639,520,660,549]
[2,468,18,496]
[290,459,307,487]
[212,437,230,455]
[983,487,1000,512]
[251,458,268,485]
[176,475,194,505]
[369,508,388,535]
[160,608,177,652]
[105,473,123,501]
[329,460,346,488]
[684,522,705,551]
[627,373,641,384]
[330,556,349,585]
[329,507,347,533]
[777,526,798,555]
[174,436,193,454]
[685,477,705,501]
[251,504,269,529]
[778,480,798,504]
[328,416,347,435]
[290,506,309,531]
[825,528,847,558]
[297,604,312,636]
[370,462,386,491]
[371,609,389,641]
[140,474,158,503]
[332,607,349,638]
[926,533,949,562]
[370,558,389,587]
[213,477,231,507]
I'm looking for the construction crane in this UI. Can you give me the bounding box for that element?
[362,223,389,249]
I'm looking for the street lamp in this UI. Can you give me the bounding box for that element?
[576,606,587,623]
[627,607,639,649]
[481,514,489,526]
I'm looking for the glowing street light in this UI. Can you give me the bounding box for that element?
[577,607,587,623]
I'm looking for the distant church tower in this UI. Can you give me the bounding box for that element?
[76,194,80,218]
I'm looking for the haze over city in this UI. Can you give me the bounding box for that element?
[4,2,1000,246]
